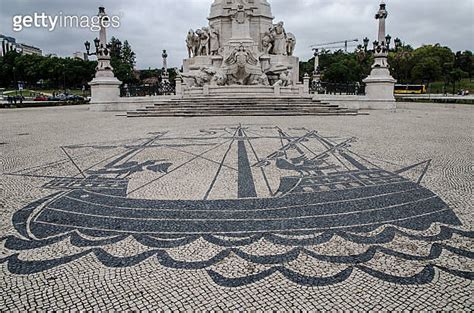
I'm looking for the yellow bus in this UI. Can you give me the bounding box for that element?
[394,84,427,94]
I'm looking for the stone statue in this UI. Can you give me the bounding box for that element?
[257,73,270,86]
[179,67,213,87]
[261,31,273,54]
[196,28,210,56]
[286,32,296,56]
[224,45,262,85]
[186,29,198,58]
[270,22,287,55]
[209,67,227,86]
[273,69,293,87]
[209,25,220,56]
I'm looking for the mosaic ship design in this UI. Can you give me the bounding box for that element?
[2,126,473,287]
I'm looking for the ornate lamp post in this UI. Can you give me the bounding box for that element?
[394,37,402,51]
[385,34,392,50]
[85,7,122,109]
[362,1,397,109]
[363,37,370,52]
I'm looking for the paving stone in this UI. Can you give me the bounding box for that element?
[0,104,472,310]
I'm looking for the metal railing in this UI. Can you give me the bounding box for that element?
[311,81,365,95]
[120,81,175,97]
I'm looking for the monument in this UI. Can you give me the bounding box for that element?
[86,7,122,108]
[363,1,397,108]
[161,49,169,82]
[180,0,301,95]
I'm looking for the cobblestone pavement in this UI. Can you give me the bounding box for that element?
[1,103,473,310]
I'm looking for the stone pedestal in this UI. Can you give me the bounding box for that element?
[363,68,396,110]
[89,76,121,104]
[364,68,397,110]
[183,56,213,72]
[267,55,299,83]
[303,74,310,94]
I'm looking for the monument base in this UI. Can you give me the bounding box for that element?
[181,84,307,98]
[362,67,397,110]
[89,76,122,111]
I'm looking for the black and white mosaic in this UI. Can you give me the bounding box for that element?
[1,125,473,287]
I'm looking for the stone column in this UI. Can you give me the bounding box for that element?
[362,1,396,109]
[303,73,310,94]
[312,48,321,82]
[175,76,183,97]
[88,7,122,110]
[162,50,169,82]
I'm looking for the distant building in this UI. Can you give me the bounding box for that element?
[18,43,42,56]
[73,51,88,61]
[0,34,19,56]
[0,34,42,56]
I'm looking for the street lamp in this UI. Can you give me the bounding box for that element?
[12,66,17,96]
[385,34,392,50]
[363,37,370,52]
[61,64,66,92]
[394,37,402,50]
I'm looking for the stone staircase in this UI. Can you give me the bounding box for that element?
[126,96,359,117]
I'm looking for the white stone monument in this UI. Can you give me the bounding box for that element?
[87,7,122,109]
[363,1,397,109]
[312,48,321,82]
[162,50,169,82]
[181,0,301,94]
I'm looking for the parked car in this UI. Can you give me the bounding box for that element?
[34,95,49,101]
[47,96,61,101]
[66,95,84,101]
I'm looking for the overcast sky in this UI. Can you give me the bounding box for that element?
[1,0,473,69]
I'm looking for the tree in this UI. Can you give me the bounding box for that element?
[411,45,454,84]
[388,45,414,83]
[121,40,136,68]
[455,50,473,80]
[446,68,468,94]
[411,57,442,83]
[109,37,138,84]
[0,51,96,89]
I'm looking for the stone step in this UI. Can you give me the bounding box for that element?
[147,104,339,109]
[126,96,359,118]
[170,96,315,101]
[153,101,336,107]
[140,109,345,114]
[128,111,359,117]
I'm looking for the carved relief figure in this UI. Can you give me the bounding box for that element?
[209,25,220,56]
[270,22,287,55]
[257,73,270,86]
[273,69,293,87]
[286,32,296,56]
[209,68,227,86]
[224,45,262,85]
[179,67,213,87]
[261,31,273,54]
[233,4,247,24]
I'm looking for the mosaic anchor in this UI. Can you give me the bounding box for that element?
[2,126,473,287]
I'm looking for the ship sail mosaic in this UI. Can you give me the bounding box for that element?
[2,126,473,286]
